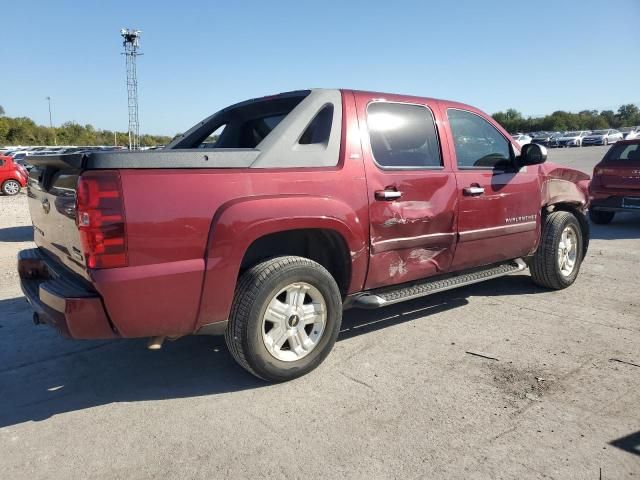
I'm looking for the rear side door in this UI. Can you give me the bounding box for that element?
[355,93,458,290]
[440,105,542,271]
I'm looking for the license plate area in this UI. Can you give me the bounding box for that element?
[622,197,640,209]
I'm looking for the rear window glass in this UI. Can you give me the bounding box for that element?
[605,143,640,161]
[171,92,309,149]
[50,171,78,196]
[299,104,333,145]
[198,124,227,148]
[367,102,441,168]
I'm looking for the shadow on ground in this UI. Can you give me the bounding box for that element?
[0,273,545,428]
[590,212,640,240]
[0,225,33,242]
[610,430,640,457]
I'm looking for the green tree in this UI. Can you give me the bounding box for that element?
[0,105,5,116]
[0,117,9,143]
[617,104,640,126]
[599,110,617,128]
[0,114,172,147]
[492,108,525,133]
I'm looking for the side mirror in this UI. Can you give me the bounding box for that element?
[519,143,547,167]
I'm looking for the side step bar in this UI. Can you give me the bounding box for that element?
[348,259,527,309]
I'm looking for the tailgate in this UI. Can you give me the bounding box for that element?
[27,154,89,280]
[599,161,640,190]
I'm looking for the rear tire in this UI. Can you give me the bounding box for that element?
[225,256,342,382]
[530,211,583,290]
[589,209,615,225]
[1,180,21,196]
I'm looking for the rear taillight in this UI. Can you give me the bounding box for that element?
[76,171,127,269]
[594,167,617,176]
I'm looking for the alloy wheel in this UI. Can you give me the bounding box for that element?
[557,225,578,277]
[261,282,327,362]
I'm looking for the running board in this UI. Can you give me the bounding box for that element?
[349,259,527,309]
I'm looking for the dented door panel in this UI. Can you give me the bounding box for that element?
[354,91,459,290]
[365,173,458,288]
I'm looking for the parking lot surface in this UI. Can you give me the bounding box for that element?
[1,145,638,479]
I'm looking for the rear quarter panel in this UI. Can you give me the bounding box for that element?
[93,92,369,336]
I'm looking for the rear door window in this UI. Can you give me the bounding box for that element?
[366,102,442,169]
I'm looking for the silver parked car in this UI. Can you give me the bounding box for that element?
[531,131,561,147]
[582,129,623,146]
[556,130,590,147]
[510,133,532,147]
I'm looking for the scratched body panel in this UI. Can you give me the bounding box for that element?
[352,90,460,290]
[451,170,543,270]
[365,171,458,289]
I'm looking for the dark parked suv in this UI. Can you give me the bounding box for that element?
[589,139,640,223]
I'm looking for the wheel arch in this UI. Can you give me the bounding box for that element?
[540,173,590,260]
[542,202,590,260]
[240,228,352,295]
[195,195,369,330]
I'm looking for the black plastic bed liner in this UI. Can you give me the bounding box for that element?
[27,148,260,170]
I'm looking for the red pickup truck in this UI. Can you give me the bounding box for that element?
[18,89,591,381]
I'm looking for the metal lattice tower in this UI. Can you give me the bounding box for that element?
[120,28,142,150]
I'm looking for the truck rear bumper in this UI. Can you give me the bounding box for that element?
[18,248,118,339]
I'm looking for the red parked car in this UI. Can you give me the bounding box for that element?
[18,89,590,381]
[589,139,640,224]
[0,155,28,195]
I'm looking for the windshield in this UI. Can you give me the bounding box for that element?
[591,130,608,135]
[564,131,581,137]
[605,143,640,162]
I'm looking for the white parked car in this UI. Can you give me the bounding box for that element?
[511,133,532,147]
[581,129,623,146]
[619,126,640,140]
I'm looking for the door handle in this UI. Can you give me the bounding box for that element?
[463,186,485,196]
[375,189,402,201]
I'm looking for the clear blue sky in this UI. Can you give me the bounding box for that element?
[2,0,639,136]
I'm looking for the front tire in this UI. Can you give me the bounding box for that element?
[530,211,583,290]
[1,180,21,196]
[589,209,615,224]
[225,256,342,382]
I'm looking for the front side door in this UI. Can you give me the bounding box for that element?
[440,106,542,271]
[355,94,458,290]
